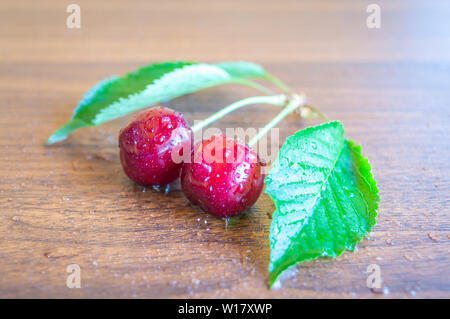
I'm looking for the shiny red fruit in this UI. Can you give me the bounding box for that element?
[181,135,265,218]
[119,106,192,186]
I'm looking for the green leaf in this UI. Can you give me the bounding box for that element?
[265,121,379,287]
[47,61,271,144]
[214,61,267,78]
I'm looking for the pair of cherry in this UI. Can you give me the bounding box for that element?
[118,107,264,218]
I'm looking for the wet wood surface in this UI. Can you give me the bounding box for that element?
[0,0,449,298]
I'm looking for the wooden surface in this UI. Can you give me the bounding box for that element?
[0,0,449,298]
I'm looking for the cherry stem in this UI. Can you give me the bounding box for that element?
[266,74,292,94]
[304,104,329,122]
[232,79,275,95]
[191,95,287,133]
[248,94,306,147]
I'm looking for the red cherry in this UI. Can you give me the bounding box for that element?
[181,135,265,218]
[119,107,192,186]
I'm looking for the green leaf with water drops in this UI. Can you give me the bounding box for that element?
[46,61,272,144]
[265,121,379,287]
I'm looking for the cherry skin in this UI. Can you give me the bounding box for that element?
[181,135,265,218]
[119,106,192,186]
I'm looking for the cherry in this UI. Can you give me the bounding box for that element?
[181,135,265,218]
[119,106,192,186]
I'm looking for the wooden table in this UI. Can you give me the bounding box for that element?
[0,0,449,298]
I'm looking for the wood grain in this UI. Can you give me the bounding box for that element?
[0,0,449,298]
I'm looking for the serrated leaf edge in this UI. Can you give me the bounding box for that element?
[93,63,232,124]
[266,121,380,287]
